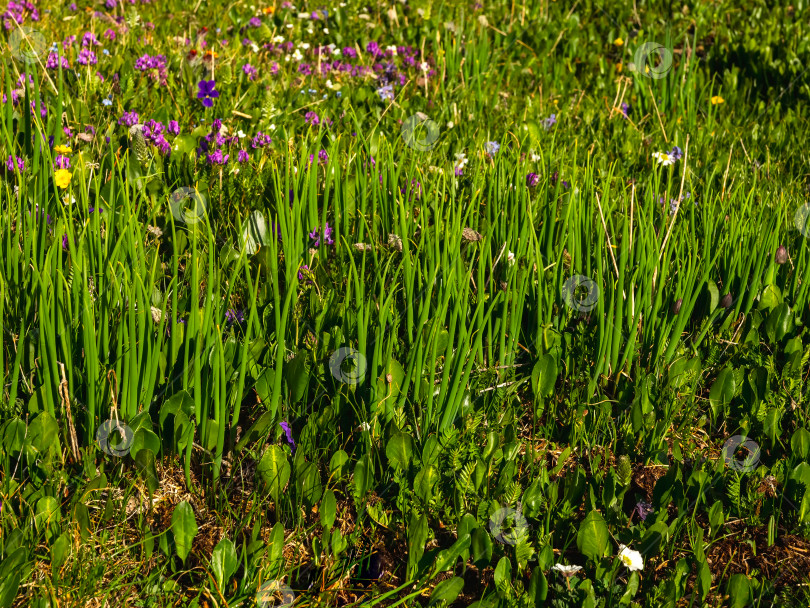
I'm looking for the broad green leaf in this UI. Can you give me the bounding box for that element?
[576,510,608,561]
[727,573,752,608]
[211,538,238,589]
[284,351,310,403]
[257,445,291,503]
[431,534,471,576]
[791,428,810,459]
[320,490,337,530]
[171,501,199,564]
[385,431,413,471]
[531,354,557,398]
[131,428,161,460]
[429,576,464,606]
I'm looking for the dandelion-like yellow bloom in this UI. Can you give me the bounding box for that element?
[614,37,624,46]
[54,145,72,154]
[616,62,623,72]
[263,6,275,14]
[711,95,725,105]
[54,168,72,189]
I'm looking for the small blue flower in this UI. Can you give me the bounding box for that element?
[102,97,112,106]
[543,114,557,129]
[486,141,500,155]
[336,91,342,98]
[102,49,110,55]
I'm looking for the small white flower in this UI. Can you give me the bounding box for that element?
[306,27,314,34]
[286,23,293,29]
[652,151,674,166]
[268,124,276,131]
[553,564,583,575]
[507,251,515,266]
[530,150,541,162]
[331,47,341,56]
[273,35,285,43]
[618,545,644,572]
[292,49,303,61]
[447,121,454,128]
[297,12,309,19]
[284,55,291,62]
[386,45,397,55]
[323,28,329,34]
[360,421,371,431]
[300,42,311,50]
[237,130,246,139]
[325,79,335,89]
[250,43,259,52]
[420,61,430,72]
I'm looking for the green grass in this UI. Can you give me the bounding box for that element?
[1,0,810,606]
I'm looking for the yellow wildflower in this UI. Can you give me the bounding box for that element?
[616,62,623,72]
[711,95,724,105]
[263,6,275,14]
[54,168,72,189]
[614,37,624,46]
[54,145,72,155]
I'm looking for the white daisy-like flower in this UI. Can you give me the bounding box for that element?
[273,35,285,43]
[386,45,397,55]
[618,545,644,572]
[553,564,583,575]
[292,49,303,61]
[652,151,674,166]
[325,79,335,89]
[237,130,246,139]
[332,47,341,56]
[300,42,311,50]
[420,61,430,72]
[250,43,259,52]
[530,150,541,162]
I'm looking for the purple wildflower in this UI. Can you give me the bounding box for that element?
[167,120,180,135]
[543,114,557,129]
[225,308,245,325]
[242,63,257,80]
[635,501,653,522]
[526,172,540,187]
[6,155,25,173]
[279,421,296,453]
[197,80,219,107]
[118,111,139,126]
[77,49,98,66]
[238,149,249,163]
[206,149,229,165]
[308,223,334,247]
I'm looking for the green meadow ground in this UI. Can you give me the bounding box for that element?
[2,0,810,606]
